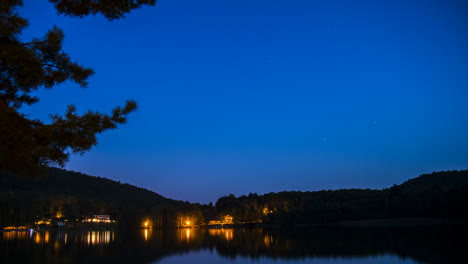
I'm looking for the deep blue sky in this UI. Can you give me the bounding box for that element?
[19,0,468,203]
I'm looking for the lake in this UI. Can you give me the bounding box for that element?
[1,226,467,263]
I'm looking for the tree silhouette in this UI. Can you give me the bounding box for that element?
[0,0,155,175]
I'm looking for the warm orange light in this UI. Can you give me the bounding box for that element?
[224,229,233,240]
[85,231,113,245]
[223,215,233,224]
[264,235,272,247]
[2,231,29,240]
[44,231,50,243]
[185,221,191,226]
[5,225,30,229]
[208,229,234,241]
[143,219,152,229]
[34,233,42,244]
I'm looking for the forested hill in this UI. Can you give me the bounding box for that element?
[0,167,168,204]
[213,170,468,225]
[382,170,468,219]
[395,170,468,194]
[0,167,202,228]
[1,168,467,228]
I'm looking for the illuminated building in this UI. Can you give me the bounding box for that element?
[82,214,113,223]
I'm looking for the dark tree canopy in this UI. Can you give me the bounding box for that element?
[49,0,156,20]
[0,0,156,175]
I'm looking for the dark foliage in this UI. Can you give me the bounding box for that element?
[49,0,156,20]
[214,170,468,226]
[0,167,201,228]
[0,0,156,175]
[1,169,467,229]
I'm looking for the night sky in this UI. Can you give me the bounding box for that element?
[19,0,468,203]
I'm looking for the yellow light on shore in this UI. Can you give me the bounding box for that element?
[185,221,191,226]
[142,219,152,229]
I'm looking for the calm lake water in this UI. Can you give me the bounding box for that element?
[1,226,467,264]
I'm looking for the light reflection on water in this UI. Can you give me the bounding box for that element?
[1,226,467,264]
[2,230,115,245]
[143,228,150,242]
[175,227,196,242]
[208,228,234,240]
[83,230,114,245]
[2,230,31,240]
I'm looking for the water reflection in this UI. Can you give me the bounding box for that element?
[177,228,195,242]
[143,228,151,242]
[33,231,52,244]
[263,234,274,247]
[83,230,114,245]
[208,228,234,241]
[1,226,467,264]
[2,230,30,240]
[17,230,116,246]
[184,228,191,241]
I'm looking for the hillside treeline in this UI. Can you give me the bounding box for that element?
[1,168,467,228]
[0,167,204,228]
[214,170,468,226]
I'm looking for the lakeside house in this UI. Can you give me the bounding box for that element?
[207,215,234,228]
[82,215,113,223]
[34,217,67,228]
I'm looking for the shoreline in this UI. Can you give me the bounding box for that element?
[2,217,467,232]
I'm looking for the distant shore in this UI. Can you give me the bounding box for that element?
[2,218,468,232]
